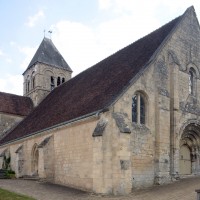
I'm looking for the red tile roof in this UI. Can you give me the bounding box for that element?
[0,10,185,145]
[0,92,33,116]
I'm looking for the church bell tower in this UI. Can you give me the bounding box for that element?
[23,37,72,106]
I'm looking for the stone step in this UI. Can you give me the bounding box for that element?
[0,169,7,179]
[21,175,40,181]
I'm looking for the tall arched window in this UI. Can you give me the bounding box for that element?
[27,81,30,92]
[132,95,137,123]
[189,68,196,95]
[26,75,30,93]
[132,92,146,124]
[31,71,35,89]
[57,77,61,86]
[50,76,55,91]
[32,77,35,89]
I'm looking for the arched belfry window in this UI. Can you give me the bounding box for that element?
[32,77,35,88]
[50,76,55,91]
[189,68,196,95]
[31,71,35,89]
[57,77,61,86]
[132,92,146,124]
[26,75,30,93]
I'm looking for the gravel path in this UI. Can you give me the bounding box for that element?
[0,176,199,200]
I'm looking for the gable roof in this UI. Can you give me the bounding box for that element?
[0,92,33,116]
[23,37,72,74]
[0,7,190,145]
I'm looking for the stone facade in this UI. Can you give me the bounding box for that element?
[0,6,200,196]
[23,63,72,106]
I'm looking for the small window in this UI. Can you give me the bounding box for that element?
[62,77,65,83]
[50,76,55,91]
[27,81,30,92]
[132,92,146,124]
[31,71,35,89]
[26,75,30,93]
[132,95,137,123]
[189,68,196,95]
[32,77,35,89]
[140,96,145,124]
[57,77,61,86]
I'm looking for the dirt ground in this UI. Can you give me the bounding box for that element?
[0,176,199,200]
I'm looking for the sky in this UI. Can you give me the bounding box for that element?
[0,0,200,95]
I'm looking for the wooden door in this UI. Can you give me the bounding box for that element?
[179,145,191,175]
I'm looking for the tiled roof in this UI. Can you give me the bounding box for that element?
[0,92,33,116]
[23,37,72,74]
[0,9,184,145]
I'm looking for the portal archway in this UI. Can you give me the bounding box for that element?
[179,122,200,175]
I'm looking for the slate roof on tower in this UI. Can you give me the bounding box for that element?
[23,37,72,74]
[0,6,195,145]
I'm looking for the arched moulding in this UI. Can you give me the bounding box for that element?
[179,120,200,149]
[186,63,200,79]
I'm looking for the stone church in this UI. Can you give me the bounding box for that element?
[0,6,200,195]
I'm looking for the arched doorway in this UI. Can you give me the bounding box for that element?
[31,144,39,176]
[179,122,200,175]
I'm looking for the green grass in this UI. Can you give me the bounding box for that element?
[0,188,36,200]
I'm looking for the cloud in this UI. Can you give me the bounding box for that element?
[19,46,37,70]
[51,2,160,77]
[51,21,99,76]
[0,49,12,63]
[97,0,200,22]
[0,49,4,56]
[98,0,112,10]
[0,74,23,95]
[25,10,45,28]
[51,0,200,79]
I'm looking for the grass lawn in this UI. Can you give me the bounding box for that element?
[0,188,36,200]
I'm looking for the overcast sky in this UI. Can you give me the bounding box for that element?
[0,0,200,95]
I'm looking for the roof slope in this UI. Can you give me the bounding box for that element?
[0,92,33,116]
[0,10,184,144]
[23,37,72,73]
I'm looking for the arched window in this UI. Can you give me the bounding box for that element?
[50,76,55,91]
[132,92,146,124]
[132,95,137,123]
[31,71,35,89]
[26,75,30,93]
[27,81,30,92]
[32,77,35,89]
[62,77,65,83]
[57,77,61,86]
[189,68,196,95]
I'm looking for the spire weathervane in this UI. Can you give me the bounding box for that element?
[48,30,52,39]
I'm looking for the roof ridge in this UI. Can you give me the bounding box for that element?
[0,91,29,98]
[84,14,182,74]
